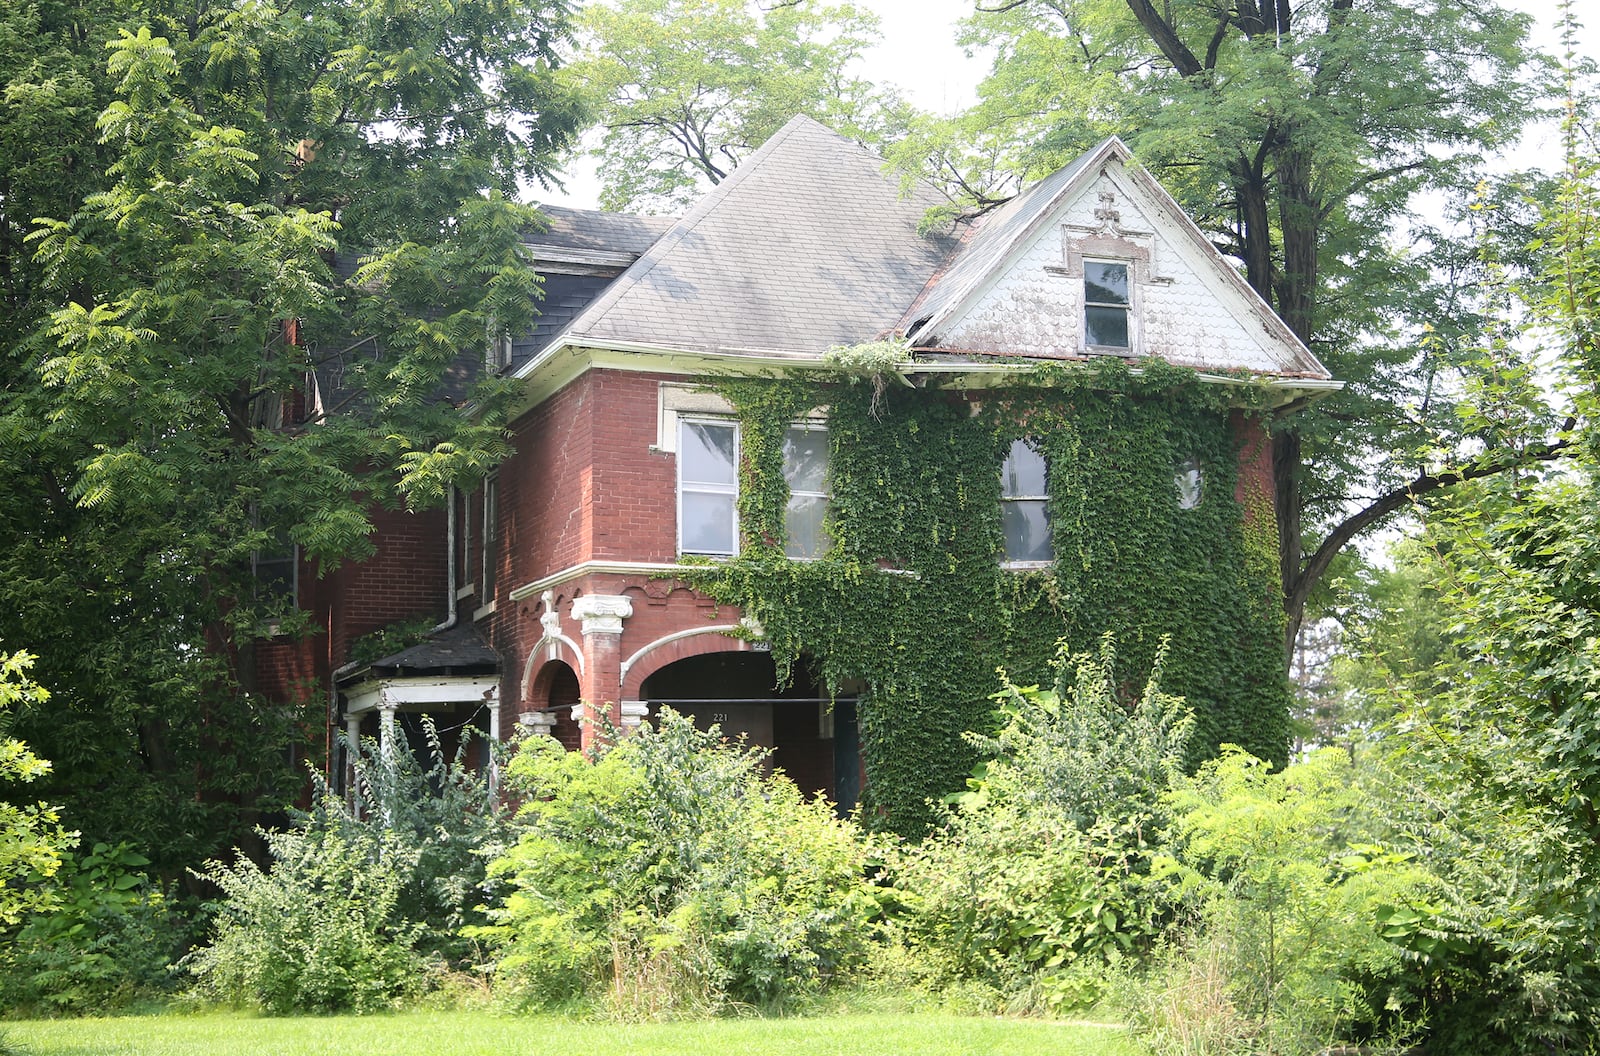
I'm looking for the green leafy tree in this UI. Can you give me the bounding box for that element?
[895,0,1559,653]
[566,0,895,212]
[0,0,583,877]
[1359,54,1600,1051]
[478,712,876,1013]
[0,651,74,927]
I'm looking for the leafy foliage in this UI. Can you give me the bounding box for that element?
[477,712,877,1015]
[565,0,896,213]
[0,842,182,1014]
[696,362,1287,833]
[0,0,583,883]
[885,639,1193,1013]
[1149,749,1434,1054]
[187,720,507,1013]
[0,651,74,927]
[187,819,429,1014]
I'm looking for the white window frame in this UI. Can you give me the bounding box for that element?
[485,317,513,374]
[677,417,740,557]
[1083,258,1134,351]
[1175,456,1204,510]
[1000,438,1052,568]
[783,422,829,560]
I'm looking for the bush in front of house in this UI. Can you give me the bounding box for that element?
[186,818,427,1014]
[473,711,879,1017]
[185,721,507,1014]
[879,636,1191,1014]
[0,841,184,1014]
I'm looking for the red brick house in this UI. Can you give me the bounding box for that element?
[258,117,1335,809]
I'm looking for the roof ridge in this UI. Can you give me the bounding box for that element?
[563,116,829,340]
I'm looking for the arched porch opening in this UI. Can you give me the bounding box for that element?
[638,650,859,812]
[523,658,582,751]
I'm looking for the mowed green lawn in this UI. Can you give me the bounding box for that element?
[3,1011,1143,1056]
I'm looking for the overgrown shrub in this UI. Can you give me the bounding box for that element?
[0,842,182,1014]
[187,821,427,1014]
[1138,747,1435,1055]
[186,720,507,1013]
[884,637,1192,1012]
[475,712,877,1016]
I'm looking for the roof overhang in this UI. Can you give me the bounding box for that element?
[510,335,1342,415]
[343,674,499,716]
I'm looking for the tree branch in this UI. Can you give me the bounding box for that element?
[1286,425,1579,638]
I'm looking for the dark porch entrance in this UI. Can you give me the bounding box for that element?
[638,650,859,813]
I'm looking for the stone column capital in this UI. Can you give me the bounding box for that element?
[571,593,633,636]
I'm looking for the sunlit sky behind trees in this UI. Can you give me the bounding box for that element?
[541,0,1596,211]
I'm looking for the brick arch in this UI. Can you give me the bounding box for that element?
[519,630,583,703]
[522,658,583,751]
[619,626,758,701]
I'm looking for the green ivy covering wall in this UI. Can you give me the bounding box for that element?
[692,361,1288,835]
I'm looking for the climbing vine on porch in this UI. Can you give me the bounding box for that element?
[691,360,1287,835]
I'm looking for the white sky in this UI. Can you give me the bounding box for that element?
[539,0,1596,210]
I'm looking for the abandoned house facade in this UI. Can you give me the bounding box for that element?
[255,116,1335,815]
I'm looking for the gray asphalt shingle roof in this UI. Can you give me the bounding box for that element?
[531,206,674,255]
[558,116,959,356]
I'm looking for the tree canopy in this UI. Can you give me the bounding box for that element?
[0,0,584,875]
[564,0,896,212]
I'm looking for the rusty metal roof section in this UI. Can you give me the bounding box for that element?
[548,115,958,358]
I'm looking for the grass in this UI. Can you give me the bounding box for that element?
[0,1011,1144,1056]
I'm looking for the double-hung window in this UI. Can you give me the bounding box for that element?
[253,537,298,605]
[783,424,829,559]
[1084,260,1131,349]
[1001,438,1052,564]
[679,419,739,555]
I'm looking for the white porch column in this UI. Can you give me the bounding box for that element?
[378,704,398,763]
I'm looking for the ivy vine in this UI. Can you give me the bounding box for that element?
[690,360,1287,835]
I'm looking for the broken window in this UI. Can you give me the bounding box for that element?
[679,419,739,555]
[1001,438,1052,564]
[1084,260,1131,349]
[783,424,829,559]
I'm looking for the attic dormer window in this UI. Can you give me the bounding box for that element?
[1084,261,1130,349]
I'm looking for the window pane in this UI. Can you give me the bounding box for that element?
[1175,458,1203,510]
[681,421,737,485]
[1084,261,1129,304]
[1002,439,1048,497]
[783,426,827,493]
[785,495,829,559]
[254,549,296,603]
[681,492,736,554]
[1002,500,1052,562]
[1085,305,1129,348]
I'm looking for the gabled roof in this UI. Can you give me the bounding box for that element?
[901,143,1102,339]
[530,116,958,361]
[511,120,1332,393]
